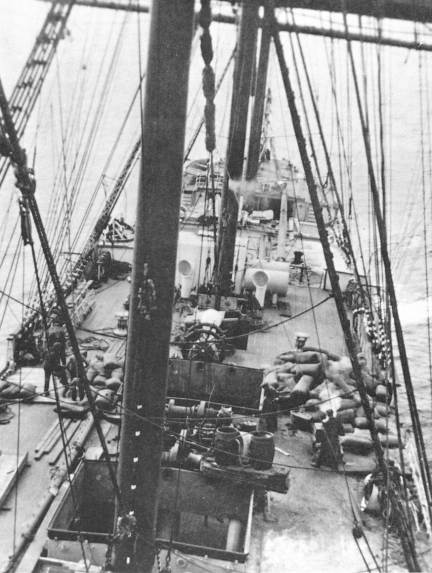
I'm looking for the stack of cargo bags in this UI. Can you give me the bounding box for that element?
[265,349,401,455]
[86,352,124,411]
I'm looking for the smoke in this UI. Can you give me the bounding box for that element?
[229,178,259,206]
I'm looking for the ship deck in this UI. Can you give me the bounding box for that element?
[230,286,402,573]
[0,274,409,573]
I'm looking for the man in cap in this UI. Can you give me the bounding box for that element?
[313,409,344,470]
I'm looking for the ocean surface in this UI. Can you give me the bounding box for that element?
[1,1,432,448]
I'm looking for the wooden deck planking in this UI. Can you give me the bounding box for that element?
[0,279,130,568]
[0,454,28,509]
[76,278,128,360]
[0,403,59,567]
[234,285,347,370]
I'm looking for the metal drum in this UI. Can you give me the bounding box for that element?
[214,426,242,466]
[249,431,275,470]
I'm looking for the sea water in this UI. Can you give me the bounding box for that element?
[1,1,432,449]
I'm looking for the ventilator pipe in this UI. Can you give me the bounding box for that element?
[276,185,288,260]
[215,193,221,218]
[114,311,129,337]
[244,267,289,295]
[251,269,269,307]
[178,259,194,298]
[237,195,244,222]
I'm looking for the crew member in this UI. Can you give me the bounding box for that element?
[43,346,68,396]
[66,350,88,380]
[313,409,344,470]
[47,321,66,365]
[260,381,278,432]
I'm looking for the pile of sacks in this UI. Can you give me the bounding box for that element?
[265,349,400,455]
[86,352,124,411]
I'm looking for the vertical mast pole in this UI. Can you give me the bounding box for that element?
[246,5,272,181]
[114,2,195,571]
[217,0,259,297]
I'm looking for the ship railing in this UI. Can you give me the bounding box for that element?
[194,173,224,193]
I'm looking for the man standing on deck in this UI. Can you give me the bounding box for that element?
[43,346,68,397]
[47,320,66,365]
[313,409,345,470]
[66,351,88,401]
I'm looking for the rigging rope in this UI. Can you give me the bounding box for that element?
[12,241,24,557]
[288,9,372,313]
[341,0,432,550]
[0,75,123,509]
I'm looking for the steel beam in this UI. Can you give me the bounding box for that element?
[37,0,432,23]
[35,1,432,51]
[113,1,195,571]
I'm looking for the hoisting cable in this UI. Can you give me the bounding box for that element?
[341,3,432,531]
[0,76,122,508]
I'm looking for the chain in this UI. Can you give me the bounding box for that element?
[199,0,215,153]
[156,547,162,573]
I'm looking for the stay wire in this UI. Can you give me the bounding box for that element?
[418,49,432,419]
[319,416,381,571]
[12,240,24,556]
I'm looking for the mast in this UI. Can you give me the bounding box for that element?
[246,5,271,181]
[113,1,195,571]
[216,0,259,297]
